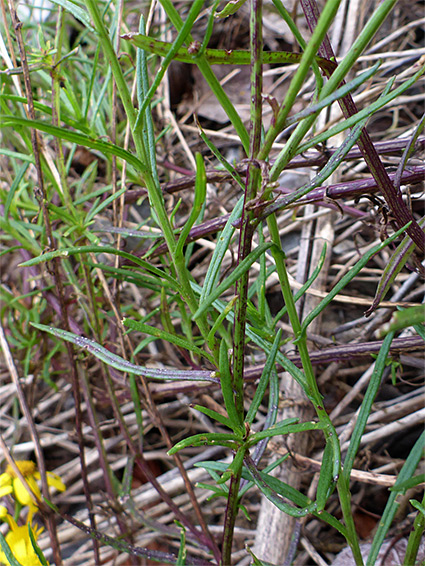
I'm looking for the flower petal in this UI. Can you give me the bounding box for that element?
[0,484,13,497]
[46,472,66,493]
[13,477,40,506]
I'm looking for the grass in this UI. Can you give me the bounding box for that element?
[0,0,424,565]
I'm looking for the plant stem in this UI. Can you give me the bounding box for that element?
[300,0,424,252]
[221,468,243,565]
[403,491,425,566]
[223,1,264,561]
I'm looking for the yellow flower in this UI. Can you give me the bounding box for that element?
[0,461,65,508]
[0,514,46,566]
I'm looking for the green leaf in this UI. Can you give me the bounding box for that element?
[297,65,425,154]
[245,546,273,566]
[175,153,207,259]
[248,420,325,446]
[122,33,333,71]
[215,0,248,18]
[316,441,334,512]
[299,224,412,337]
[343,332,395,478]
[378,306,425,338]
[0,94,92,134]
[244,457,347,534]
[200,196,244,306]
[3,162,29,219]
[175,522,187,566]
[409,500,425,516]
[284,61,381,129]
[123,319,216,365]
[389,474,425,492]
[196,120,244,188]
[48,0,94,30]
[168,432,240,454]
[136,0,205,118]
[219,340,245,433]
[1,116,147,173]
[28,524,49,566]
[246,328,282,425]
[368,217,425,317]
[268,114,370,211]
[19,244,181,290]
[191,405,234,430]
[135,15,158,175]
[367,430,425,565]
[218,445,247,484]
[31,323,218,383]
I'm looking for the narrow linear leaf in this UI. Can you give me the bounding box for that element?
[49,0,94,30]
[316,441,334,512]
[245,329,282,425]
[196,119,244,188]
[367,430,425,565]
[409,500,425,516]
[378,305,425,338]
[2,116,147,173]
[297,64,425,154]
[19,245,181,291]
[175,522,187,566]
[267,115,370,214]
[343,332,395,477]
[218,445,247,484]
[367,217,425,317]
[28,524,49,566]
[137,0,205,118]
[0,533,23,566]
[175,153,206,258]
[299,224,411,337]
[0,94,92,134]
[389,474,425,492]
[215,0,248,18]
[219,340,245,433]
[31,323,218,383]
[191,281,311,392]
[285,61,381,128]
[244,457,347,535]
[200,196,244,304]
[135,15,158,173]
[272,243,327,326]
[248,420,325,446]
[245,456,317,518]
[123,319,216,365]
[122,33,334,72]
[168,432,240,455]
[192,405,234,430]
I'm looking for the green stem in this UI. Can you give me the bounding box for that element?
[223,1,264,562]
[267,212,343,496]
[232,0,263,424]
[403,491,425,566]
[221,468,243,566]
[337,477,365,566]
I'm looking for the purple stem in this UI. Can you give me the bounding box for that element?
[300,0,425,252]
